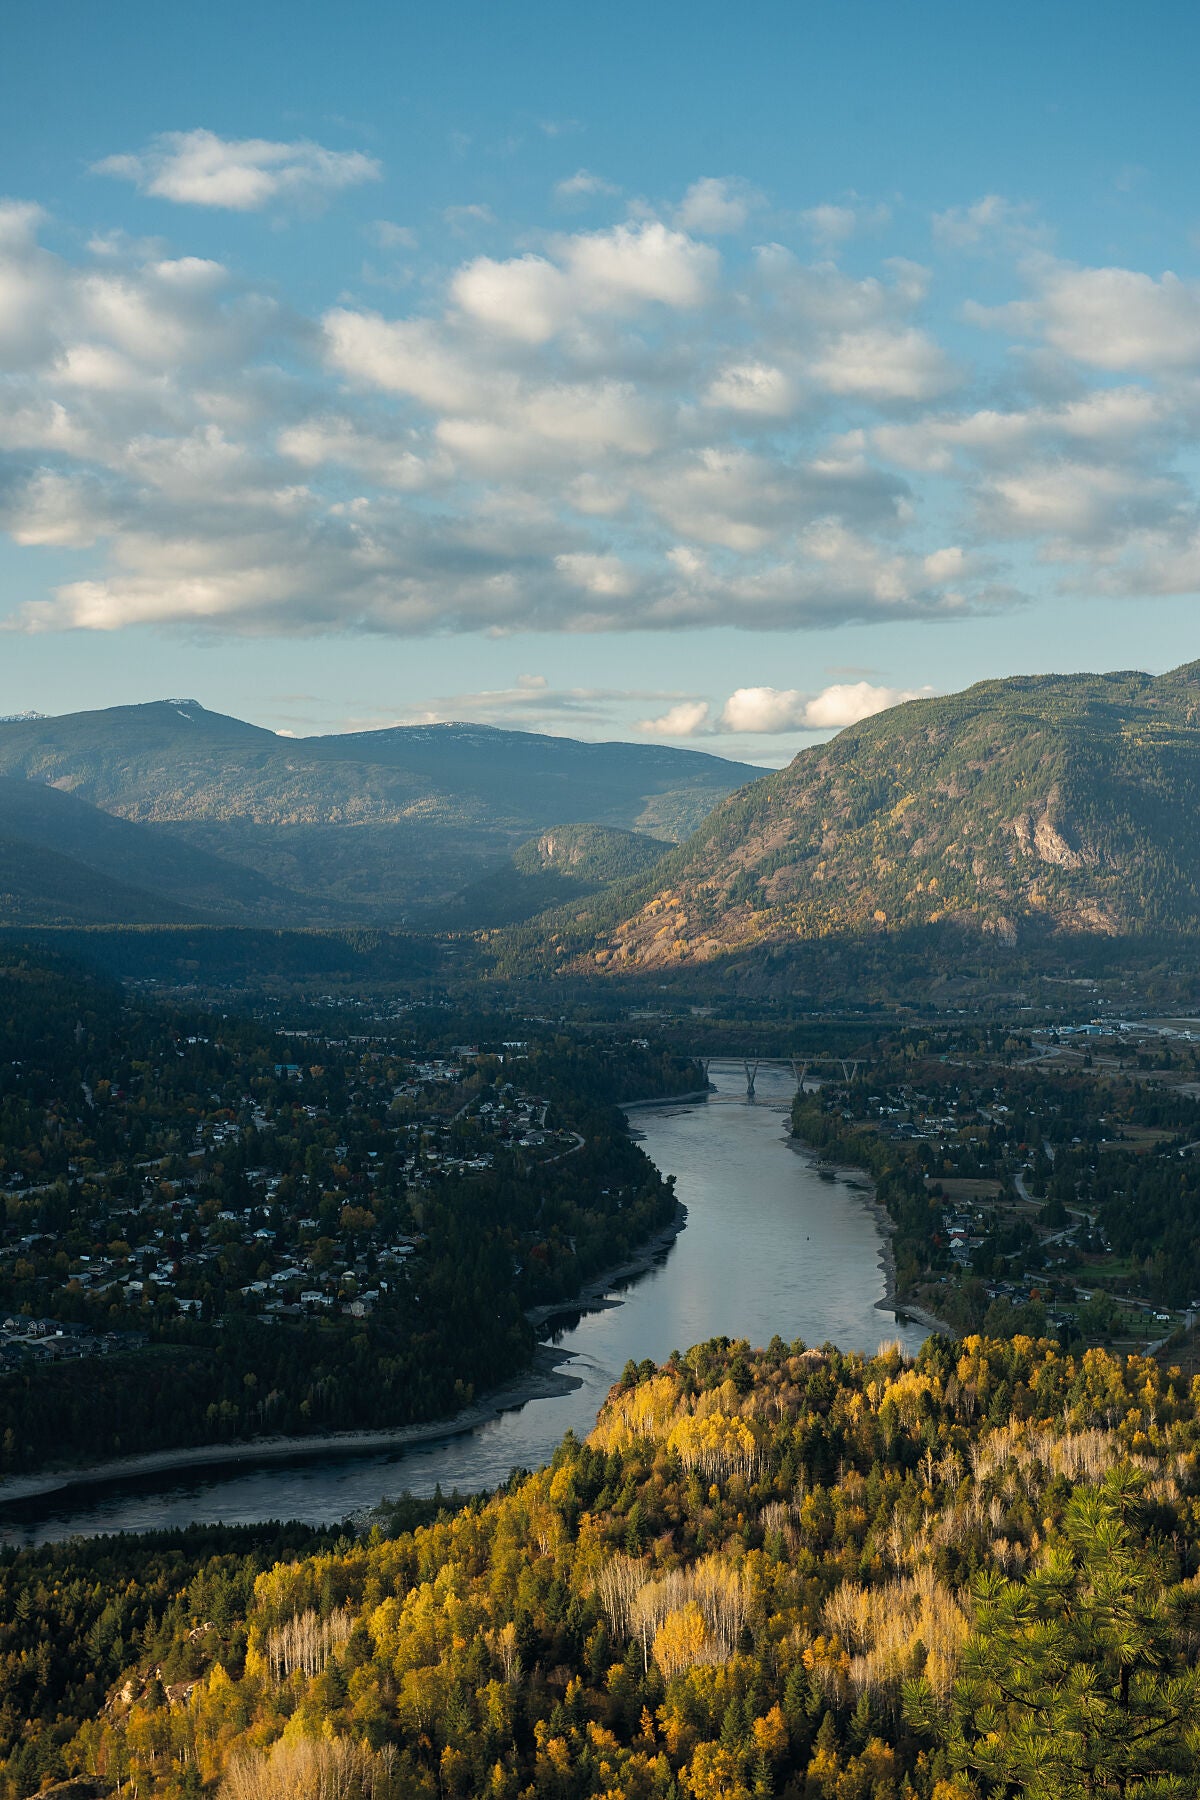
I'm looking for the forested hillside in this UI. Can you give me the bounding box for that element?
[436,824,670,930]
[0,779,304,925]
[0,836,195,926]
[518,662,1200,976]
[5,1334,1200,1797]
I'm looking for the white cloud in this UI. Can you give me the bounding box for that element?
[0,469,117,547]
[0,183,1026,642]
[450,220,716,344]
[811,327,956,401]
[932,194,1045,250]
[554,551,635,596]
[1079,527,1200,598]
[451,253,572,343]
[754,245,929,329]
[277,416,447,489]
[554,169,619,204]
[863,386,1170,472]
[394,673,696,735]
[801,201,891,245]
[322,310,486,411]
[444,203,496,233]
[93,129,380,211]
[438,379,663,470]
[369,220,418,250]
[676,177,763,235]
[567,218,718,305]
[705,360,797,416]
[800,679,930,727]
[977,461,1179,542]
[0,203,59,366]
[639,680,933,738]
[1032,265,1200,372]
[636,448,792,550]
[719,681,929,732]
[717,687,806,732]
[965,258,1200,375]
[0,200,45,247]
[639,699,712,736]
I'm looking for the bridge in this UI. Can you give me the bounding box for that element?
[699,1056,868,1099]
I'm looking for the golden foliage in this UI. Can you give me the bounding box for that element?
[821,1566,970,1702]
[220,1735,395,1800]
[652,1604,713,1681]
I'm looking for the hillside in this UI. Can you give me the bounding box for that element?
[539,661,1200,974]
[0,777,305,924]
[0,835,195,925]
[436,822,669,928]
[6,1334,1200,1797]
[0,703,759,919]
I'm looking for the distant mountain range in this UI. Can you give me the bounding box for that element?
[513,662,1200,976]
[0,702,760,926]
[18,670,1200,969]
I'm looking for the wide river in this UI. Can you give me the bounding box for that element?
[0,1061,926,1546]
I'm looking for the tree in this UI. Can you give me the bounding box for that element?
[907,1474,1200,1797]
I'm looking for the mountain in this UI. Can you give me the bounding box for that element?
[432,821,670,929]
[0,701,760,919]
[0,776,304,923]
[0,835,194,925]
[528,662,1200,975]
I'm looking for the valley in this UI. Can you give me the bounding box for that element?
[8,11,1199,1790]
[5,669,1200,1798]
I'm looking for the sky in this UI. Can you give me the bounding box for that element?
[5,1,1200,765]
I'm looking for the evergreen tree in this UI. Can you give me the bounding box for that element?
[908,1474,1200,1797]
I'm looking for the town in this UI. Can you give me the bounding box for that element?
[794,1013,1200,1361]
[0,954,697,1472]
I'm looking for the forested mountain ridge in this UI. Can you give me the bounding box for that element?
[0,778,304,925]
[0,703,759,919]
[534,661,1200,973]
[7,1333,1200,1798]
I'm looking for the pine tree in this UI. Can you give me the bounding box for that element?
[906,1473,1200,1796]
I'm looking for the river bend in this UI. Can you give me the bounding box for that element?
[0,1060,925,1544]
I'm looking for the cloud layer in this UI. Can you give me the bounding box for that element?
[5,168,1200,665]
[93,130,381,211]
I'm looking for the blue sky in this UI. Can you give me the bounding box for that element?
[5,0,1200,761]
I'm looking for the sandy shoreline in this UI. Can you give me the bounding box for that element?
[785,1133,959,1343]
[0,1343,587,1507]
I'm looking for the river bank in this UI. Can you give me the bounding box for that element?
[1,1061,932,1544]
[620,1088,712,1110]
[0,1343,585,1507]
[526,1200,688,1330]
[0,1202,690,1510]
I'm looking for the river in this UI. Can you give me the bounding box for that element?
[0,1060,927,1545]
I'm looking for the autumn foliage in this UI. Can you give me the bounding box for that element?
[5,1333,1200,1797]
